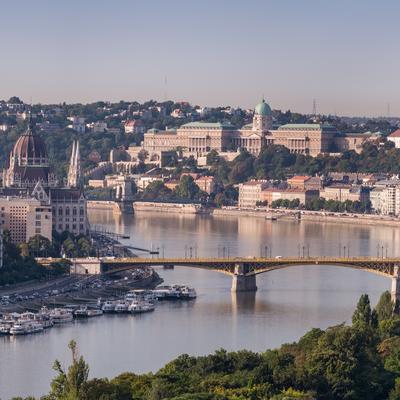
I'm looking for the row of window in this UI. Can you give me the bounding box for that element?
[53,207,85,216]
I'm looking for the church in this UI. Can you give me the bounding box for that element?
[1,118,89,237]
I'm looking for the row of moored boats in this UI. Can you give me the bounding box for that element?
[0,285,196,336]
[0,307,74,336]
[101,286,197,313]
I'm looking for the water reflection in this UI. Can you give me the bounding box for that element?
[0,211,396,399]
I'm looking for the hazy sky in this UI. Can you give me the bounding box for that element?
[1,0,399,116]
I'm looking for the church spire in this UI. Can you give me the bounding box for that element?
[67,140,81,188]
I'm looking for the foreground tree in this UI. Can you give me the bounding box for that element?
[376,291,394,322]
[45,340,89,400]
[352,293,377,328]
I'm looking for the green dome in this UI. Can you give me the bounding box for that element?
[254,99,272,116]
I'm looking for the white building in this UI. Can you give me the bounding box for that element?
[88,121,107,133]
[124,120,146,134]
[238,180,269,208]
[388,129,400,148]
[374,179,400,216]
[67,116,86,133]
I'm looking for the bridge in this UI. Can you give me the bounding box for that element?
[98,256,400,303]
[37,256,400,302]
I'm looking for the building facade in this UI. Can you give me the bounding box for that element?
[0,196,52,244]
[238,180,269,208]
[127,99,349,163]
[1,120,89,239]
[388,130,400,149]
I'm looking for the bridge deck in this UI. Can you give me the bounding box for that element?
[100,256,400,277]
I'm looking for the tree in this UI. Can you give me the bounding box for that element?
[140,180,172,201]
[27,235,56,257]
[206,150,220,166]
[48,340,89,400]
[352,294,373,327]
[376,291,394,322]
[174,176,201,200]
[137,149,148,163]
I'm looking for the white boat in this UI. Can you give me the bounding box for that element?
[180,286,197,299]
[128,301,155,314]
[87,309,103,317]
[50,308,73,324]
[74,306,89,318]
[9,323,26,335]
[102,301,116,313]
[114,301,129,313]
[154,285,181,300]
[10,320,44,335]
[125,290,157,304]
[0,321,13,335]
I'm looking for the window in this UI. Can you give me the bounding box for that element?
[58,208,63,216]
[65,208,70,216]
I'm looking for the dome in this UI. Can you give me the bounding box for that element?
[12,125,48,166]
[254,99,272,116]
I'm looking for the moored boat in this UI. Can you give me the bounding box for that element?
[50,308,73,324]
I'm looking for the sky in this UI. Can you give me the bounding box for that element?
[1,0,399,117]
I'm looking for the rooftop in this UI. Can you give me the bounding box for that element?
[389,129,400,138]
[278,123,337,131]
[288,175,311,181]
[180,121,236,130]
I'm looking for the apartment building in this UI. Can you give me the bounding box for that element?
[238,180,269,208]
[0,196,52,244]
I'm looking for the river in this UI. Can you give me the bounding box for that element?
[0,210,397,399]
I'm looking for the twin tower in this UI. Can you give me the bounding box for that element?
[67,140,81,188]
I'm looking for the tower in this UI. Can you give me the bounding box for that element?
[252,99,273,131]
[67,140,81,188]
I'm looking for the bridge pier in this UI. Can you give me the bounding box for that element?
[231,263,257,292]
[391,266,400,307]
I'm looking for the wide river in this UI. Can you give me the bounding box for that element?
[1,210,399,398]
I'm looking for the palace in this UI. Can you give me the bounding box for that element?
[123,99,378,166]
[1,118,89,238]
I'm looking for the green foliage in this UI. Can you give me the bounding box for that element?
[380,317,400,339]
[27,235,58,257]
[352,293,375,327]
[173,176,203,201]
[0,231,67,286]
[85,187,116,201]
[138,180,173,201]
[376,291,394,322]
[22,294,400,400]
[271,199,300,209]
[304,197,371,213]
[46,340,89,400]
[53,231,95,258]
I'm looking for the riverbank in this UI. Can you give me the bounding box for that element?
[89,200,400,227]
[0,268,163,313]
[213,207,400,226]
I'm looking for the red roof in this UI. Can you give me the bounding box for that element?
[389,129,400,138]
[288,175,311,182]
